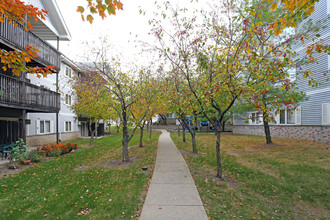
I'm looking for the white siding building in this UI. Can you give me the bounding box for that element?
[26,55,80,146]
[0,0,74,146]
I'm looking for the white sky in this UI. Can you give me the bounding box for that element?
[50,0,207,68]
[53,0,153,63]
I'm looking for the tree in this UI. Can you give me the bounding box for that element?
[239,0,320,144]
[131,69,159,148]
[163,71,199,153]
[86,38,152,162]
[71,69,112,145]
[238,83,306,144]
[149,0,325,179]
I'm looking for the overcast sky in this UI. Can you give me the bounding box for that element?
[51,0,207,68]
[53,0,152,63]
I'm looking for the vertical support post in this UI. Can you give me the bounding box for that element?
[56,36,60,144]
[22,109,26,143]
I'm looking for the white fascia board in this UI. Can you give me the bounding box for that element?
[61,54,80,69]
[41,0,71,41]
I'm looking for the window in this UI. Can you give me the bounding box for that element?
[278,107,300,125]
[280,110,286,124]
[249,112,263,124]
[65,121,72,132]
[39,120,51,134]
[65,67,72,78]
[287,110,295,124]
[65,94,71,105]
[251,113,256,123]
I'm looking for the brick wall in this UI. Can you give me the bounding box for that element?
[27,132,81,146]
[233,125,330,143]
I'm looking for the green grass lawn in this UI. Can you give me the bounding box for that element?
[0,131,161,219]
[171,132,330,220]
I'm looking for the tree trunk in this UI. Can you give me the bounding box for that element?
[139,124,144,148]
[89,119,94,145]
[191,133,197,154]
[263,111,272,144]
[122,124,129,162]
[182,123,186,142]
[178,125,180,136]
[122,108,129,162]
[159,114,167,125]
[184,117,197,154]
[215,121,217,135]
[116,125,120,133]
[222,121,226,132]
[149,118,152,139]
[215,122,223,179]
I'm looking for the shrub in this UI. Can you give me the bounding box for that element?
[38,145,52,157]
[10,139,27,163]
[38,143,77,157]
[47,148,62,157]
[27,150,43,163]
[66,143,78,152]
[54,144,69,154]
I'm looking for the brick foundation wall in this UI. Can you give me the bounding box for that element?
[233,125,330,143]
[26,132,81,146]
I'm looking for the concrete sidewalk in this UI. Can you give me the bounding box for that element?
[140,130,208,220]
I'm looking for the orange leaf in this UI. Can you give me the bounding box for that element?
[306,47,313,55]
[270,3,277,11]
[77,6,84,13]
[274,29,282,36]
[116,2,123,10]
[25,57,31,62]
[87,15,94,24]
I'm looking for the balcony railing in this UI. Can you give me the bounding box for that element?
[0,17,61,70]
[0,73,60,112]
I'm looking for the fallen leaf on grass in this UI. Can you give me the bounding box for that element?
[77,208,91,216]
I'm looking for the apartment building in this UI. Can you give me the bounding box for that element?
[26,55,80,146]
[0,0,73,146]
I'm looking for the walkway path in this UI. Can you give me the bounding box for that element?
[140,130,208,220]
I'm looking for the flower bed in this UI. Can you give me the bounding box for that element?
[38,143,78,157]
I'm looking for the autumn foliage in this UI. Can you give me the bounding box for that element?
[0,0,56,77]
[77,0,123,24]
[0,0,48,30]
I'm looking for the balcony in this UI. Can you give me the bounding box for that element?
[0,17,61,71]
[0,73,60,112]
